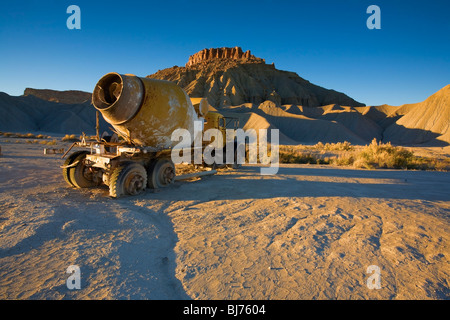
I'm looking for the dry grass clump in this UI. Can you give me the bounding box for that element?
[338,139,450,170]
[23,139,58,145]
[61,133,98,142]
[279,141,354,164]
[279,139,450,171]
[41,140,58,145]
[61,134,80,142]
[349,139,413,169]
[279,148,329,165]
[313,141,354,151]
[353,139,415,169]
[0,131,51,139]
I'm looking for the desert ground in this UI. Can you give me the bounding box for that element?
[0,138,449,300]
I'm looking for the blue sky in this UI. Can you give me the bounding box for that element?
[0,0,449,106]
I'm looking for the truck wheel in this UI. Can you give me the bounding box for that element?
[109,162,147,198]
[147,158,175,189]
[69,152,97,188]
[62,151,90,187]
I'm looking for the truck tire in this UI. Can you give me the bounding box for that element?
[109,162,147,198]
[69,152,97,188]
[62,150,90,187]
[147,158,175,189]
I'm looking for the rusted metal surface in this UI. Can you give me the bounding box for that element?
[92,72,199,148]
[92,73,144,125]
[61,142,78,159]
[190,97,209,117]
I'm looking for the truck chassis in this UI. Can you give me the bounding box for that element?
[61,132,238,198]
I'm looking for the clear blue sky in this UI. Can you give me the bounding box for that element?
[0,0,449,106]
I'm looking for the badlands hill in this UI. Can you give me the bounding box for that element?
[0,48,448,146]
[0,90,108,134]
[148,47,365,108]
[1,85,448,146]
[214,83,449,146]
[383,85,450,145]
[24,88,92,105]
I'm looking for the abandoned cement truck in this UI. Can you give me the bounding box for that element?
[61,72,240,198]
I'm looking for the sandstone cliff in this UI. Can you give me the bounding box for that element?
[185,47,264,67]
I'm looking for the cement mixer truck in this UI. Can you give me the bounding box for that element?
[61,72,241,198]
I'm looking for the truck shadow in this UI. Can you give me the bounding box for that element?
[155,165,450,202]
[0,186,191,300]
[109,200,192,300]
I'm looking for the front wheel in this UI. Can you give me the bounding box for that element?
[109,162,147,198]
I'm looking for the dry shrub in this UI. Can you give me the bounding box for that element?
[314,141,353,151]
[62,134,79,142]
[352,139,414,169]
[0,132,50,139]
[279,139,449,171]
[279,151,319,164]
[331,153,355,166]
[39,139,57,145]
[279,145,329,164]
[36,134,50,139]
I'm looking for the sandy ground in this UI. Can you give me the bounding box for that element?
[0,139,449,300]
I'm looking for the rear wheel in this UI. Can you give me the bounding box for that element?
[69,152,97,188]
[147,158,175,189]
[109,162,147,198]
[62,151,90,187]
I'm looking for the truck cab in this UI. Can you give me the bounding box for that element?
[190,97,240,167]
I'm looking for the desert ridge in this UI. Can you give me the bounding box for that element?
[1,47,448,148]
[230,84,450,146]
[1,83,448,147]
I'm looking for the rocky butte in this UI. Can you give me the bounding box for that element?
[148,47,365,108]
[185,47,265,67]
